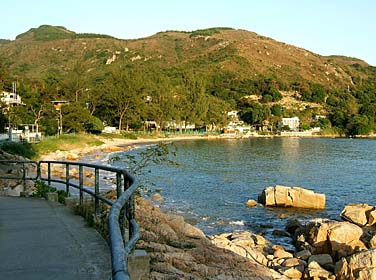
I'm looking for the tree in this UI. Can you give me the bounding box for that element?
[271,104,283,116]
[177,71,209,129]
[15,81,46,133]
[240,102,270,125]
[347,115,372,136]
[62,61,89,103]
[100,67,145,131]
[146,70,176,132]
[206,96,230,130]
[61,102,91,133]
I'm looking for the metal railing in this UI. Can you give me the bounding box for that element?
[0,159,138,280]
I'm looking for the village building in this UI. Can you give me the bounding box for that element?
[280,117,300,131]
[0,91,24,107]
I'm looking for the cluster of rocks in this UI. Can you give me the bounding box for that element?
[135,197,277,279]
[134,183,376,279]
[211,203,376,280]
[258,185,326,209]
[0,150,36,195]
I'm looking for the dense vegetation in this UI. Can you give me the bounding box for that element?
[1,25,376,136]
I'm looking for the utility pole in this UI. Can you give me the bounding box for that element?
[50,100,68,136]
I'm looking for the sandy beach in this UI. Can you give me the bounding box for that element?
[39,134,211,162]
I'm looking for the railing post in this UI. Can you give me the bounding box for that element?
[94,168,99,217]
[22,162,26,192]
[47,162,51,191]
[125,176,134,242]
[116,172,122,198]
[116,172,126,243]
[36,162,41,180]
[79,165,83,206]
[65,163,70,195]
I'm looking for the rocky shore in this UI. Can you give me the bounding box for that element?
[135,195,376,279]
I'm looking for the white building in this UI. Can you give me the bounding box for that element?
[227,110,244,127]
[281,117,300,131]
[1,91,24,106]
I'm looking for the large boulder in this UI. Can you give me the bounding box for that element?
[327,222,366,259]
[258,185,325,209]
[301,219,365,260]
[341,203,375,226]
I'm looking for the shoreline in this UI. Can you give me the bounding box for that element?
[39,132,376,162]
[39,134,209,162]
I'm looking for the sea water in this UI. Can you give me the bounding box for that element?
[109,137,376,246]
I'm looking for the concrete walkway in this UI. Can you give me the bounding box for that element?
[0,196,111,280]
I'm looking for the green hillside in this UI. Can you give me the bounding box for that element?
[0,25,375,136]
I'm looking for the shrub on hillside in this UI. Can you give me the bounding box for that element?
[0,141,36,159]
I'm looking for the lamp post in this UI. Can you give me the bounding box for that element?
[50,100,68,136]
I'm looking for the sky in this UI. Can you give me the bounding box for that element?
[1,0,375,65]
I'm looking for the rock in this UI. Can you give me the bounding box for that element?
[66,153,79,160]
[285,219,302,235]
[273,248,293,259]
[245,199,257,207]
[211,231,269,266]
[135,197,276,279]
[370,235,376,248]
[253,234,269,246]
[327,222,365,258]
[335,248,376,280]
[258,185,325,209]
[289,187,326,209]
[274,185,293,207]
[244,247,269,266]
[272,229,290,237]
[151,193,164,202]
[304,219,332,254]
[229,231,255,247]
[295,249,311,260]
[278,266,303,279]
[258,186,275,206]
[307,261,332,278]
[369,209,376,226]
[281,257,301,267]
[303,219,365,259]
[166,214,205,239]
[279,213,288,219]
[182,223,206,239]
[340,203,374,226]
[308,254,333,267]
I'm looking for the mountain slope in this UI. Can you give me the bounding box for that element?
[0,25,373,91]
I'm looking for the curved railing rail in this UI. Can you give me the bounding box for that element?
[0,159,137,280]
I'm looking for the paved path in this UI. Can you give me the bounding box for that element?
[0,196,111,280]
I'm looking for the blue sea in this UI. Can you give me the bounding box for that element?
[109,137,376,246]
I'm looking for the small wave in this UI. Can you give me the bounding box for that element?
[229,220,245,226]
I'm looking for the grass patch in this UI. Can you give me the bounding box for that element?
[34,133,104,157]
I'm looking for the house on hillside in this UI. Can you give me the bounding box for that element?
[280,117,300,131]
[0,91,24,107]
[227,111,244,127]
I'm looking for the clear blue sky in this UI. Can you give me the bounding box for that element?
[2,0,375,65]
